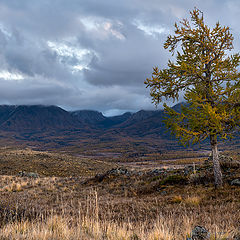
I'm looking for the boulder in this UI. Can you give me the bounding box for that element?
[107,168,130,176]
[92,168,130,183]
[231,179,240,186]
[17,171,39,178]
[148,168,166,176]
[183,165,194,175]
[187,226,210,240]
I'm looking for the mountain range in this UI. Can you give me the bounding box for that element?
[0,104,233,153]
[0,104,178,150]
[0,104,171,136]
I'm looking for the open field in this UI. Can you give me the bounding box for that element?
[0,147,116,177]
[0,147,240,239]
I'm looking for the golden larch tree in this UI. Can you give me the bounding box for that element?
[145,8,240,187]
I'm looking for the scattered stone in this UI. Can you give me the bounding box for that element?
[188,226,210,240]
[17,171,39,178]
[107,168,130,176]
[231,179,240,186]
[159,190,167,196]
[183,165,194,175]
[92,168,130,183]
[136,171,143,176]
[148,169,166,175]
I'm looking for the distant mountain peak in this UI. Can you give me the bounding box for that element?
[0,103,183,138]
[71,110,106,125]
[0,105,82,132]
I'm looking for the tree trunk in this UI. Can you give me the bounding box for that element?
[210,135,223,188]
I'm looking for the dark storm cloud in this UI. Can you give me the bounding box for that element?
[0,0,239,114]
[83,27,168,86]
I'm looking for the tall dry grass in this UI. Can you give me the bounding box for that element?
[0,211,194,239]
[0,191,238,240]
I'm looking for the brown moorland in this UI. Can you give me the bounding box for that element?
[0,148,239,239]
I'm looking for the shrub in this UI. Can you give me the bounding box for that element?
[184,196,201,206]
[160,175,188,185]
[188,171,214,185]
[171,195,183,203]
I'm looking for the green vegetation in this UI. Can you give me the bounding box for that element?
[145,8,240,187]
[159,174,188,185]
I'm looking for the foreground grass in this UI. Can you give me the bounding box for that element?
[0,184,239,239]
[0,196,237,240]
[0,148,240,239]
[0,214,186,240]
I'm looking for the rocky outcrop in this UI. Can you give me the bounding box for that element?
[231,179,240,186]
[187,226,210,240]
[87,168,131,183]
[17,171,39,178]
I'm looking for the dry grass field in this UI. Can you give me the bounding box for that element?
[0,147,116,177]
[0,147,239,239]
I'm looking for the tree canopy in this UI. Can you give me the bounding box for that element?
[145,8,240,187]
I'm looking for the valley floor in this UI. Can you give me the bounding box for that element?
[0,148,239,239]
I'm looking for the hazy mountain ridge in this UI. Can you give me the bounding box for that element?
[71,110,106,125]
[0,104,236,151]
[0,105,85,132]
[0,104,182,150]
[71,110,132,128]
[0,104,173,136]
[0,105,18,125]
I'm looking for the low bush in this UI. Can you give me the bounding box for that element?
[160,175,188,185]
[188,171,214,185]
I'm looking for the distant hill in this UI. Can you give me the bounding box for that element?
[0,103,234,153]
[98,112,133,128]
[0,105,17,124]
[0,103,197,151]
[71,110,106,125]
[0,104,181,136]
[113,109,168,137]
[71,110,132,128]
[116,110,157,128]
[0,105,83,132]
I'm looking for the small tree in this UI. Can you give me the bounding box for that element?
[145,8,240,187]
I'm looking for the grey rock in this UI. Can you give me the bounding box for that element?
[184,165,194,175]
[18,171,39,178]
[136,171,143,176]
[231,179,240,186]
[93,168,131,182]
[190,226,210,240]
[108,168,130,176]
[159,190,167,195]
[148,169,165,175]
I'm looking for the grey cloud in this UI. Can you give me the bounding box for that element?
[82,23,169,86]
[0,0,238,114]
[0,29,77,83]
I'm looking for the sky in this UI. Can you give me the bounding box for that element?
[0,0,239,116]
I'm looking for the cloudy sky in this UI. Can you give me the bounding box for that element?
[0,0,239,115]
